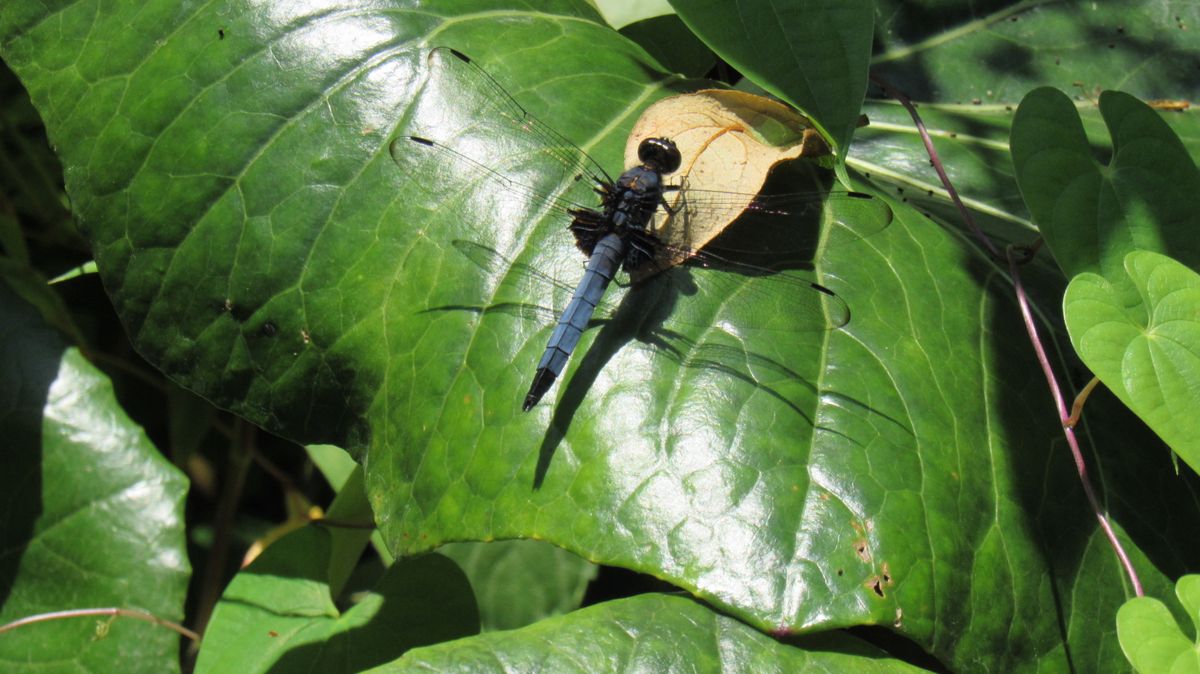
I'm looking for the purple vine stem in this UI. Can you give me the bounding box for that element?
[867,73,1143,597]
[0,607,200,641]
[1006,249,1144,596]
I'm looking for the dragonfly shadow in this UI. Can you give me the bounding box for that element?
[533,269,686,486]
[421,240,839,488]
[535,271,845,488]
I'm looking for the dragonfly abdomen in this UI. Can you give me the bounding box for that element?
[523,232,625,412]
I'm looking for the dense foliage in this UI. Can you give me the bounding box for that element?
[2,1,1197,671]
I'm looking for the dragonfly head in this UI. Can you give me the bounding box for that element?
[638,137,681,175]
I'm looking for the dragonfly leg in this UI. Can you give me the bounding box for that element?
[660,184,681,216]
[622,228,659,272]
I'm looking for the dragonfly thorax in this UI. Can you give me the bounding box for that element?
[609,166,665,232]
[569,163,669,274]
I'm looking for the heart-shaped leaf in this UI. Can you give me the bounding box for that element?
[1011,87,1200,281]
[1117,575,1200,674]
[1064,250,1200,474]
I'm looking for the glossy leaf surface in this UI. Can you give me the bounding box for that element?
[0,283,189,672]
[372,593,928,673]
[3,1,1199,672]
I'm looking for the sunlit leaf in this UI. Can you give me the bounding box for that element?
[0,283,189,672]
[1065,251,1200,473]
[373,594,929,673]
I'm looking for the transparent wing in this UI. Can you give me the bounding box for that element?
[394,46,892,333]
[653,189,892,332]
[392,47,610,219]
[680,188,891,234]
[662,248,851,332]
[392,134,594,220]
[448,238,850,332]
[650,188,893,270]
[392,47,892,269]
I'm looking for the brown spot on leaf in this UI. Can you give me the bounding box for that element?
[1148,100,1191,111]
[854,540,871,562]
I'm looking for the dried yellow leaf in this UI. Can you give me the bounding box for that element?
[623,89,832,276]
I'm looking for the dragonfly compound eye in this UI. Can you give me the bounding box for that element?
[638,137,682,174]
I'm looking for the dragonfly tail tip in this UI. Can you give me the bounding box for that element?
[524,369,558,411]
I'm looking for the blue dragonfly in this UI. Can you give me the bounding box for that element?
[391,48,892,412]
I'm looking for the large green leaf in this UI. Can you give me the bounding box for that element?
[372,593,927,673]
[4,2,1199,672]
[872,0,1200,104]
[195,526,478,673]
[859,0,1200,250]
[670,0,877,156]
[1064,251,1200,474]
[0,282,189,672]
